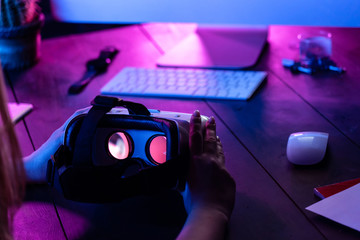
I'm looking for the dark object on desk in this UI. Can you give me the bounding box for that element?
[68,46,119,94]
[46,95,198,203]
[0,14,45,70]
[282,57,345,75]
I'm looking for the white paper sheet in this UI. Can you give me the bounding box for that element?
[306,183,360,232]
[8,103,33,123]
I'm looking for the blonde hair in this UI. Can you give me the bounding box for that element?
[0,63,26,240]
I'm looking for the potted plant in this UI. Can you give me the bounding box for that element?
[0,0,44,70]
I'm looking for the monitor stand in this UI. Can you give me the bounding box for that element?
[157,25,268,69]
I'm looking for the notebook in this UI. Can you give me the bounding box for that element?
[8,102,33,123]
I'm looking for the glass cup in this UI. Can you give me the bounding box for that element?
[297,31,332,64]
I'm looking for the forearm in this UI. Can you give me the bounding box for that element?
[23,147,50,183]
[23,130,62,182]
[177,207,229,240]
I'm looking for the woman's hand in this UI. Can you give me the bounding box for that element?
[185,110,235,218]
[178,110,236,240]
[23,107,90,183]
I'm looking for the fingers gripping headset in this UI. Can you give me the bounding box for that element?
[46,95,207,203]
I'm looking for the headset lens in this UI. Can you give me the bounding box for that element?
[108,132,131,160]
[149,135,167,164]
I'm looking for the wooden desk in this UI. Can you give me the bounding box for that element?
[6,24,360,239]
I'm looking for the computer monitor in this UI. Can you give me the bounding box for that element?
[50,0,360,69]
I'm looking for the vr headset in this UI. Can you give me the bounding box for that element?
[46,95,207,203]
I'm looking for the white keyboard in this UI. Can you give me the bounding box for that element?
[101,67,267,100]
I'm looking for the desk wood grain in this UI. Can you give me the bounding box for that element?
[144,24,360,239]
[7,24,360,239]
[265,26,360,148]
[5,70,65,239]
